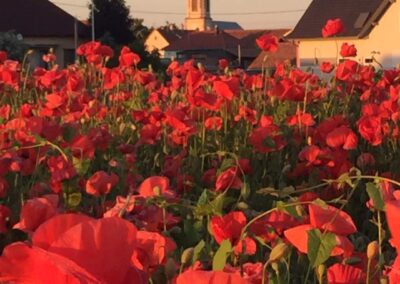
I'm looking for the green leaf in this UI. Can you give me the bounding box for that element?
[211,195,235,216]
[65,192,82,208]
[197,189,209,206]
[63,125,76,142]
[219,158,236,172]
[276,201,301,219]
[212,240,232,271]
[72,157,90,175]
[192,240,205,264]
[307,229,336,268]
[366,182,385,211]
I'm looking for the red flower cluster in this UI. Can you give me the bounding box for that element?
[0,39,400,283]
[256,33,279,53]
[322,18,345,38]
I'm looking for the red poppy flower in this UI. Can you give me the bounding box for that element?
[234,106,258,125]
[284,224,354,257]
[320,61,335,73]
[190,89,223,111]
[298,145,322,165]
[336,60,359,81]
[309,203,357,235]
[86,171,119,196]
[43,53,57,63]
[32,214,94,250]
[357,116,383,146]
[327,263,364,284]
[47,155,77,184]
[211,211,256,255]
[249,125,287,153]
[138,123,162,146]
[388,255,400,283]
[138,176,174,198]
[47,217,143,284]
[70,134,96,159]
[325,125,358,150]
[219,59,229,70]
[213,80,235,100]
[13,195,58,232]
[119,46,141,67]
[340,43,357,57]
[0,242,102,283]
[322,18,345,38]
[102,67,125,90]
[224,262,265,284]
[45,93,65,110]
[286,111,315,127]
[386,200,400,250]
[256,33,279,53]
[215,167,243,192]
[133,231,177,269]
[204,116,223,131]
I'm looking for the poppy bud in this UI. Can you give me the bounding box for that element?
[237,202,249,210]
[367,241,379,259]
[317,264,326,282]
[181,247,194,265]
[271,262,280,274]
[268,243,289,263]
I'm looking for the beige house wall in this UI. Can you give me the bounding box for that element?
[24,37,87,67]
[297,1,400,69]
[144,30,169,58]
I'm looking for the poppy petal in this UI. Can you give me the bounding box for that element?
[48,217,139,284]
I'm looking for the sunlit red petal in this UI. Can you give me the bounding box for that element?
[309,204,356,235]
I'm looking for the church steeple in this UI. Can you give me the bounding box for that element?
[185,0,213,31]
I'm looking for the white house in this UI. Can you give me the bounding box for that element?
[286,0,400,69]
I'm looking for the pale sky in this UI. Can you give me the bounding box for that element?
[50,0,312,29]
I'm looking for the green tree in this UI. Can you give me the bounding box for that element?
[89,0,134,45]
[0,31,28,61]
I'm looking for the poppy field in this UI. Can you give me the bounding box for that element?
[1,26,400,283]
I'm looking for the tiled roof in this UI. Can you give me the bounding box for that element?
[227,29,290,58]
[165,29,291,58]
[287,0,393,39]
[158,29,190,43]
[164,30,240,52]
[247,42,297,70]
[0,0,90,38]
[213,21,242,30]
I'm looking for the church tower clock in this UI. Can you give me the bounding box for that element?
[185,0,213,31]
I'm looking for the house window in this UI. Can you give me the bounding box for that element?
[192,0,198,12]
[64,49,76,66]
